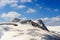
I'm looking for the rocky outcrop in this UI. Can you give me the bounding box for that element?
[12,18,49,31]
[12,18,20,22]
[20,20,32,24]
[37,19,49,31]
[0,23,18,26]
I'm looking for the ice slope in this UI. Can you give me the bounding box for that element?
[0,22,60,40]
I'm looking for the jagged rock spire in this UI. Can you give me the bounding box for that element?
[37,19,49,31]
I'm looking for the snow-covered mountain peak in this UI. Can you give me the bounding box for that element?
[0,18,60,40]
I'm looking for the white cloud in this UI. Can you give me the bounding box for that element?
[39,7,42,9]
[1,11,21,18]
[0,0,32,8]
[20,0,32,3]
[41,16,60,26]
[0,11,21,21]
[26,8,36,13]
[20,17,27,20]
[0,0,18,7]
[10,3,18,7]
[45,8,59,12]
[44,8,52,11]
[54,9,59,12]
[36,4,42,9]
[41,17,60,21]
[0,11,27,22]
[17,5,26,9]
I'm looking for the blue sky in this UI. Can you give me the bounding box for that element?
[0,0,60,26]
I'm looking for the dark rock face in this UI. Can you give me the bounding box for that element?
[12,18,20,22]
[20,20,28,24]
[37,19,49,31]
[0,23,18,26]
[20,20,32,24]
[27,20,49,31]
[28,20,38,27]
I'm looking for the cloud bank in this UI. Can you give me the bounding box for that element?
[0,11,21,22]
[41,16,60,26]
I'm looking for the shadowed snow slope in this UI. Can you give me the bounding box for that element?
[0,22,60,40]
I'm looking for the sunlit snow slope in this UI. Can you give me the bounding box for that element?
[0,22,60,40]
